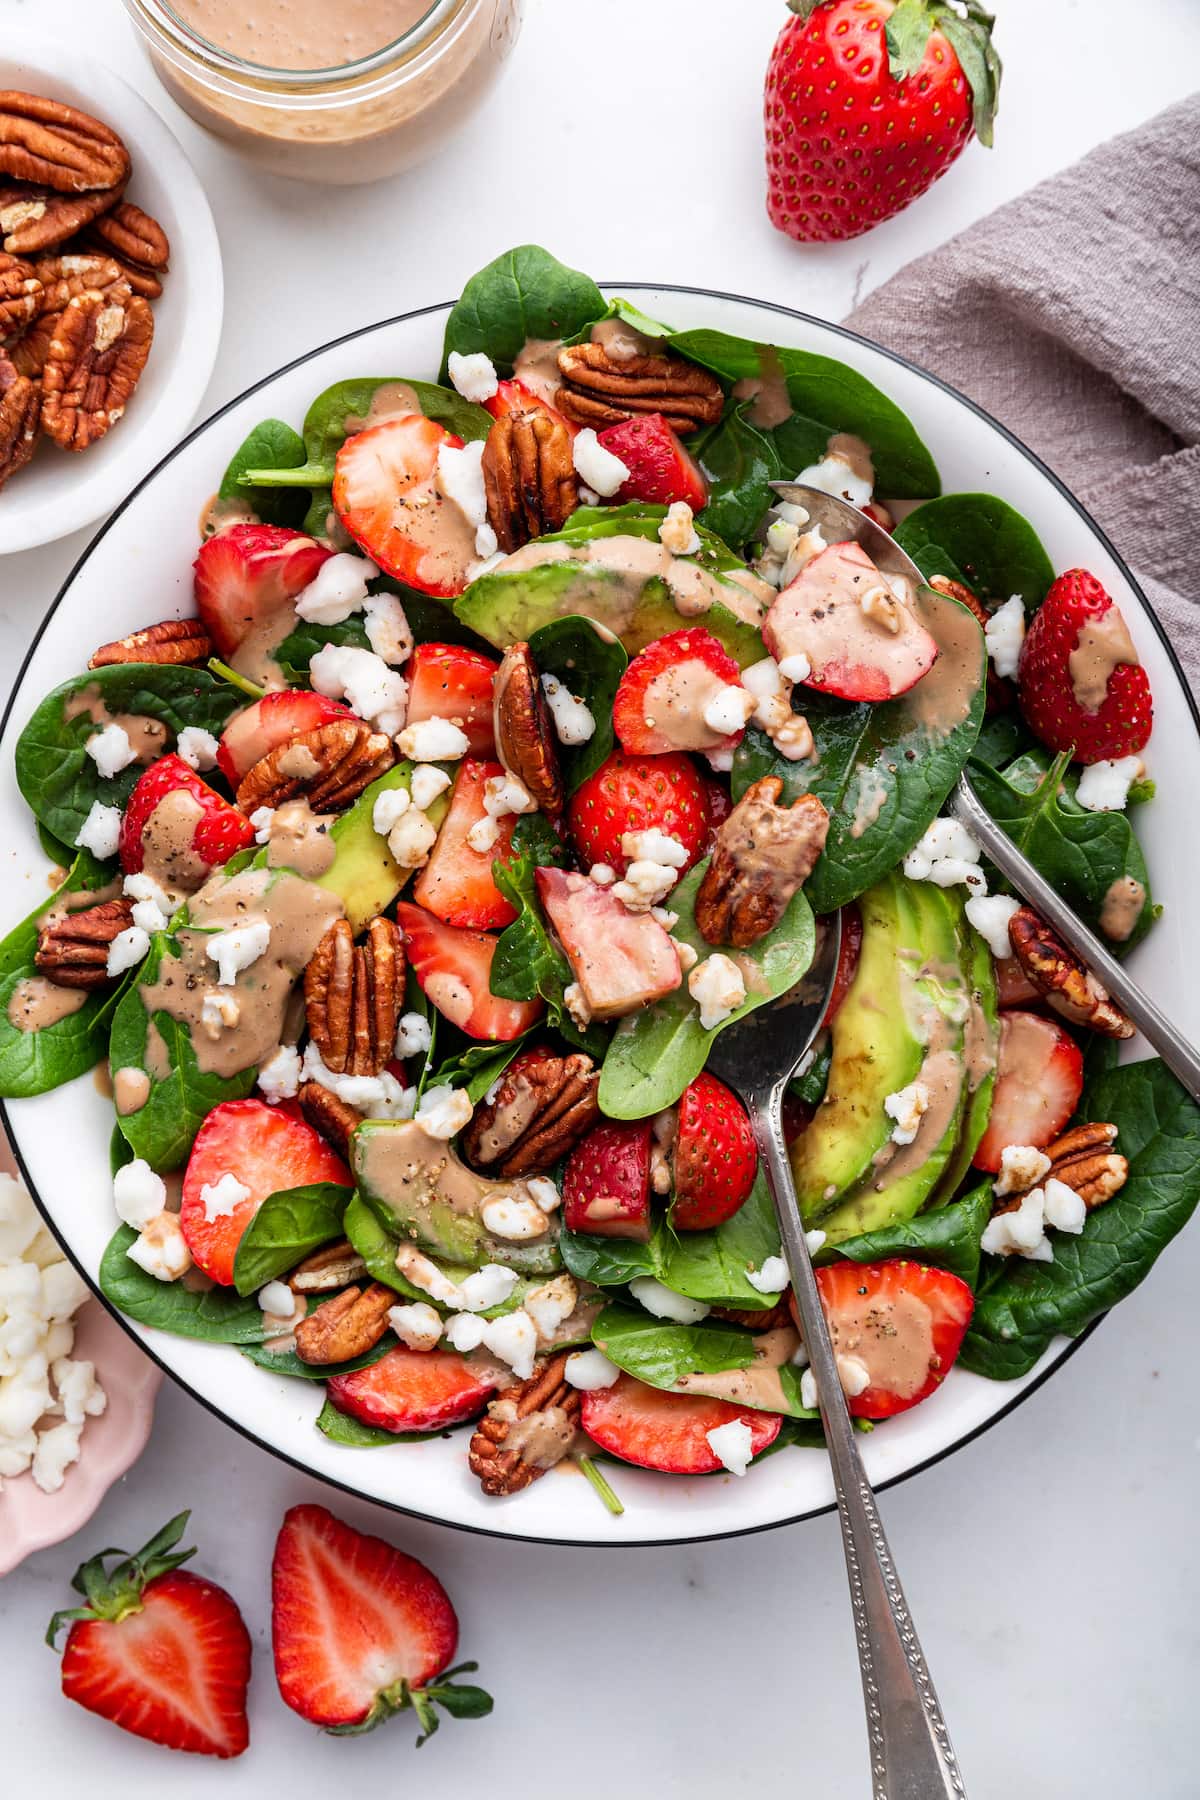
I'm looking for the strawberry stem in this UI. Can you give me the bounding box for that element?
[578,1454,625,1516]
[207,657,266,701]
[47,1511,197,1649]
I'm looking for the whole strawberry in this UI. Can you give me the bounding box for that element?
[1017,569,1153,764]
[672,1072,758,1231]
[567,748,711,876]
[765,0,1001,243]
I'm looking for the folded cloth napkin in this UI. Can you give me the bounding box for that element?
[846,94,1200,686]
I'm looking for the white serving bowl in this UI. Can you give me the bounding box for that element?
[0,285,1194,1546]
[0,29,222,556]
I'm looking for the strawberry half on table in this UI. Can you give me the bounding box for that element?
[194,523,331,659]
[810,1259,975,1419]
[333,414,477,598]
[48,1510,251,1759]
[1017,569,1153,763]
[272,1502,492,1742]
[597,412,708,511]
[118,753,256,880]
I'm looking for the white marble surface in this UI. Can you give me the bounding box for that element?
[1,0,1198,1792]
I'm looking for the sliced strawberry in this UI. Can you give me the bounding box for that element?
[413,758,518,930]
[811,1259,975,1420]
[613,628,746,757]
[216,690,351,785]
[51,1513,250,1758]
[597,412,708,511]
[333,415,475,599]
[535,866,682,1020]
[484,377,577,436]
[1017,568,1153,764]
[995,955,1040,1009]
[180,1099,350,1285]
[562,1119,653,1241]
[972,1010,1084,1173]
[821,903,863,1028]
[764,539,941,702]
[405,642,498,756]
[702,775,733,848]
[118,753,256,881]
[193,523,331,659]
[272,1503,476,1738]
[327,1345,495,1434]
[581,1374,781,1473]
[566,748,710,876]
[395,901,544,1041]
[672,1072,757,1231]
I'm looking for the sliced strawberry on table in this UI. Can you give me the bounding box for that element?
[327,1345,497,1435]
[180,1098,350,1285]
[562,1118,653,1240]
[810,1259,975,1420]
[671,1071,757,1231]
[597,412,708,511]
[272,1502,490,1740]
[566,747,711,876]
[535,866,682,1020]
[118,752,256,879]
[613,628,746,757]
[821,903,863,1029]
[412,758,518,930]
[396,901,544,1041]
[405,641,498,756]
[193,523,331,659]
[49,1510,251,1758]
[1017,568,1153,764]
[580,1374,781,1473]
[764,539,942,702]
[972,1009,1084,1173]
[216,690,352,785]
[333,414,476,599]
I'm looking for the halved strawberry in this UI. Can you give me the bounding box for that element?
[216,690,352,785]
[333,415,475,599]
[562,1119,653,1241]
[180,1099,350,1285]
[812,1259,975,1420]
[972,1010,1084,1173]
[193,523,331,659]
[672,1072,757,1231]
[764,539,941,702]
[613,628,746,757]
[272,1503,487,1741]
[485,377,577,436]
[412,758,517,930]
[597,412,708,511]
[395,901,544,1041]
[580,1374,781,1473]
[327,1346,496,1435]
[118,753,256,880]
[821,903,863,1028]
[702,775,733,847]
[535,867,682,1019]
[405,642,498,756]
[567,748,710,876]
[995,955,1040,1009]
[1017,568,1153,764]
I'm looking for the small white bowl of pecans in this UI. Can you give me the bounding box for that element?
[0,32,222,556]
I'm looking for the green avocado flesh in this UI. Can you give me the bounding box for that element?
[312,763,445,933]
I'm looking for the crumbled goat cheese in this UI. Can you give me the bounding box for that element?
[258,1280,296,1318]
[294,552,378,625]
[457,1264,519,1313]
[127,1211,192,1282]
[903,817,987,895]
[74,800,122,860]
[200,991,240,1036]
[257,1043,302,1103]
[651,906,679,931]
[983,594,1026,679]
[309,643,408,736]
[572,427,629,497]
[524,1275,577,1340]
[199,1173,250,1223]
[755,510,829,589]
[363,592,414,667]
[387,808,439,870]
[106,925,150,979]
[765,711,815,761]
[564,1348,620,1390]
[563,983,591,1030]
[628,1276,710,1324]
[1043,1176,1087,1234]
[112,1159,166,1230]
[806,1229,827,1257]
[621,829,689,869]
[475,521,499,561]
[467,815,501,855]
[1075,755,1144,814]
[443,1312,487,1353]
[541,672,596,746]
[777,652,813,683]
[480,1309,538,1380]
[53,1357,106,1428]
[123,872,170,910]
[746,1255,789,1295]
[437,438,488,532]
[741,656,799,735]
[300,1044,414,1120]
[484,772,537,817]
[589,862,615,886]
[175,726,220,772]
[447,350,499,404]
[800,1367,819,1410]
[372,786,410,835]
[612,859,680,912]
[397,716,471,761]
[859,583,904,634]
[838,1354,872,1397]
[85,723,137,779]
[884,1080,931,1146]
[688,954,746,1030]
[249,805,275,845]
[130,895,169,936]
[394,1012,432,1059]
[526,1177,561,1214]
[706,1418,755,1476]
[707,748,734,773]
[394,1246,465,1307]
[33,1421,86,1493]
[965,894,1021,961]
[659,500,701,556]
[387,1302,444,1352]
[981,1187,1053,1261]
[206,920,271,987]
[796,451,873,509]
[414,1084,473,1140]
[480,1195,550,1242]
[994,1143,1052,1197]
[410,763,452,811]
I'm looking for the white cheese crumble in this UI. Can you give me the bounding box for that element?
[526,1177,561,1214]
[175,726,220,772]
[837,1354,872,1397]
[127,1211,192,1282]
[806,1229,827,1257]
[1075,755,1144,814]
[1043,1176,1087,1234]
[612,860,681,912]
[249,805,275,846]
[257,1043,302,1103]
[106,924,150,979]
[983,594,1026,679]
[294,552,378,625]
[564,1347,620,1390]
[777,651,813,683]
[309,643,408,737]
[981,1188,1053,1261]
[372,786,410,836]
[199,990,239,1037]
[479,1195,550,1242]
[903,817,987,895]
[965,894,1020,961]
[457,1264,519,1313]
[437,438,488,534]
[572,427,629,497]
[414,1084,473,1140]
[409,763,452,811]
[75,800,122,860]
[387,1301,443,1352]
[621,828,689,869]
[480,1309,538,1380]
[484,772,537,818]
[301,1044,414,1120]
[466,815,500,855]
[443,1312,487,1353]
[800,1367,818,1410]
[563,983,592,1031]
[85,723,137,779]
[123,872,170,911]
[883,1080,930,1146]
[705,1417,755,1477]
[394,1011,432,1059]
[129,895,169,936]
[112,1158,166,1230]
[589,862,615,887]
[199,1172,251,1222]
[363,593,414,667]
[796,452,872,509]
[394,1245,463,1307]
[993,1143,1052,1197]
[258,1280,295,1318]
[746,1254,789,1295]
[447,350,499,403]
[628,1276,710,1324]
[206,920,270,987]
[687,954,746,1030]
[387,807,438,870]
[524,1274,577,1340]
[541,672,596,746]
[397,715,471,762]
[659,500,701,556]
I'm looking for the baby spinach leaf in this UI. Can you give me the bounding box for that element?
[821,1180,992,1289]
[218,417,309,529]
[593,1304,809,1416]
[241,377,491,492]
[691,404,785,552]
[560,1223,666,1288]
[562,295,673,347]
[275,582,500,685]
[100,1226,266,1342]
[961,1058,1200,1379]
[893,493,1055,608]
[231,1182,353,1296]
[490,846,609,1058]
[343,1194,429,1299]
[428,1034,533,1105]
[790,1036,832,1109]
[441,245,606,375]
[16,665,244,849]
[241,1332,392,1381]
[315,1398,402,1446]
[37,820,77,867]
[528,615,627,790]
[598,861,815,1119]
[972,710,1034,771]
[276,615,371,683]
[662,1172,787,1306]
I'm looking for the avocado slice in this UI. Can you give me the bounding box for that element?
[929,912,999,1206]
[309,762,447,933]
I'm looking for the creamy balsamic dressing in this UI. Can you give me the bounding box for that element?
[871,1046,964,1189]
[826,432,875,491]
[848,766,889,839]
[7,977,88,1031]
[589,316,660,363]
[513,337,566,407]
[64,684,169,764]
[344,380,423,435]
[114,1066,151,1116]
[265,800,338,879]
[495,533,771,630]
[365,1125,542,1238]
[1068,607,1140,713]
[904,585,984,734]
[827,1286,936,1401]
[641,661,728,751]
[199,493,258,539]
[166,0,431,71]
[488,1399,580,1468]
[140,789,210,900]
[673,1324,802,1413]
[731,345,792,430]
[1100,875,1146,942]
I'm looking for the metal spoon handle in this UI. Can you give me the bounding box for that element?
[751,1108,967,1800]
[951,775,1200,1102]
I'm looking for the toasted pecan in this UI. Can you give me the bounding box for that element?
[40,287,152,451]
[35,896,134,989]
[89,618,212,669]
[695,776,829,948]
[462,1045,599,1176]
[556,340,723,435]
[493,640,563,817]
[298,1080,364,1157]
[0,353,39,490]
[0,251,41,332]
[993,1121,1128,1216]
[304,916,405,1078]
[468,1353,582,1496]
[0,94,131,194]
[293,1282,395,1365]
[0,180,123,255]
[1008,905,1134,1039]
[481,405,577,552]
[236,717,395,815]
[288,1239,368,1294]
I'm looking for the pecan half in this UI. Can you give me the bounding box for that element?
[0,181,123,255]
[481,405,577,552]
[463,1045,600,1176]
[35,897,134,989]
[236,717,395,814]
[11,254,129,378]
[0,94,131,193]
[0,353,39,489]
[294,1282,395,1365]
[994,1121,1128,1215]
[556,341,724,435]
[89,618,213,669]
[87,200,169,271]
[41,288,153,451]
[0,251,41,332]
[288,1239,368,1294]
[493,640,564,817]
[305,916,405,1077]
[1007,905,1134,1039]
[468,1353,582,1496]
[928,574,1011,712]
[695,776,830,948]
[299,1080,363,1156]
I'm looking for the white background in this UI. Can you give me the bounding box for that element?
[2,0,1199,1794]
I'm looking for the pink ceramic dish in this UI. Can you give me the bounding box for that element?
[0,1301,161,1576]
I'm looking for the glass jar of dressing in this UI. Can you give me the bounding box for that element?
[122,0,522,184]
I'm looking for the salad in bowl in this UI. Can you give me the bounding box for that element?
[1,244,1194,1516]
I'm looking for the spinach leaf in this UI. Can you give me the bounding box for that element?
[972,710,1034,770]
[490,839,609,1058]
[218,417,309,529]
[822,1180,993,1289]
[961,1059,1200,1379]
[241,1331,392,1381]
[241,378,491,492]
[560,1224,665,1288]
[662,1171,788,1306]
[598,861,815,1118]
[316,1399,402,1447]
[968,749,1154,947]
[343,1194,429,1299]
[0,852,127,1098]
[528,615,627,790]
[441,245,606,375]
[593,1304,809,1415]
[893,493,1055,608]
[100,1225,265,1341]
[275,581,495,684]
[691,404,785,552]
[428,1034,534,1105]
[276,615,372,683]
[790,1036,832,1109]
[16,666,244,849]
[232,1182,353,1296]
